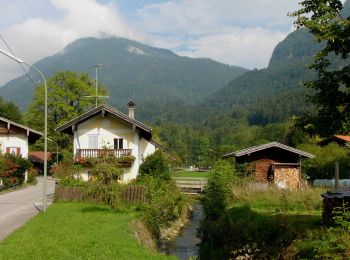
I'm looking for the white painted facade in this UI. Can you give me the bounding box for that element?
[73,114,156,182]
[0,133,29,158]
[0,133,31,183]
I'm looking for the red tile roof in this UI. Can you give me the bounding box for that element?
[335,135,350,142]
[28,151,52,164]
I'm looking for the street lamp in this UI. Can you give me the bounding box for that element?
[0,49,48,212]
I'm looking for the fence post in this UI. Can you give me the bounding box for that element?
[335,162,339,190]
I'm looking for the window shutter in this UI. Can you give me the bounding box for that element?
[16,147,21,155]
[5,147,10,154]
[119,138,123,149]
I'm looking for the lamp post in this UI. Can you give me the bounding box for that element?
[0,49,48,212]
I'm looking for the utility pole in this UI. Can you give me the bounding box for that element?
[85,64,109,107]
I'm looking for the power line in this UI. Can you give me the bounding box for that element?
[0,34,39,86]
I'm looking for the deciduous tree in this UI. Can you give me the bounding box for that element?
[26,71,108,150]
[291,0,350,135]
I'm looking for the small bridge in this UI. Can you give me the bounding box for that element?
[173,177,208,194]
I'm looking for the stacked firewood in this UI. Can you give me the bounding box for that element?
[274,167,300,190]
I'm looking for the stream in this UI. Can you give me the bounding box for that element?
[170,202,203,260]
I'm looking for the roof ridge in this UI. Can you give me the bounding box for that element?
[0,116,43,136]
[223,142,315,159]
[56,104,152,134]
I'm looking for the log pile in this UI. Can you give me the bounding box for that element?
[274,167,300,190]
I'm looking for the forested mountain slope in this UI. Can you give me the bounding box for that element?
[205,1,350,126]
[205,29,320,125]
[0,37,247,111]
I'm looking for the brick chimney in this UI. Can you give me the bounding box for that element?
[127,101,135,119]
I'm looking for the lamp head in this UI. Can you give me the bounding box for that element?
[0,49,24,63]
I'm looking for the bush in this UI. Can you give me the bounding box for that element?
[50,160,80,179]
[139,151,170,180]
[0,154,32,189]
[89,157,124,184]
[285,228,350,259]
[297,143,350,180]
[137,175,188,241]
[27,168,38,184]
[202,160,237,221]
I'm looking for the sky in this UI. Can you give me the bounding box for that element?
[0,0,301,86]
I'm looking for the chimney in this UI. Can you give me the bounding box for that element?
[127,101,135,119]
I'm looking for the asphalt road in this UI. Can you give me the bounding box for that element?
[0,177,56,241]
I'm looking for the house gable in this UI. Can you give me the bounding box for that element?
[56,104,152,140]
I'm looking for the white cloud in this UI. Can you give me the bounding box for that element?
[0,0,142,85]
[0,0,302,86]
[176,28,287,69]
[135,0,297,69]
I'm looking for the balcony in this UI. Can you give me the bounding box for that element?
[76,149,132,159]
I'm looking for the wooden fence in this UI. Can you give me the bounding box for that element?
[55,185,146,204]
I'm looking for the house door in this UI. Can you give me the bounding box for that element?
[114,138,123,149]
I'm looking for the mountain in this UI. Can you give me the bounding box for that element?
[0,37,247,111]
[206,1,350,126]
[204,29,319,125]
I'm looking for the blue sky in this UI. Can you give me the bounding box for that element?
[0,0,301,85]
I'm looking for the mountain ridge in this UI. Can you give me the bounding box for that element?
[0,37,247,111]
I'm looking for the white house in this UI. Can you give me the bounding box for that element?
[56,102,159,182]
[0,116,43,183]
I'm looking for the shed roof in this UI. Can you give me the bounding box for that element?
[223,142,315,159]
[56,104,152,137]
[0,116,43,143]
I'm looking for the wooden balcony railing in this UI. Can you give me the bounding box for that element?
[76,149,132,159]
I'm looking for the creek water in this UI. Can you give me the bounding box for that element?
[170,202,203,260]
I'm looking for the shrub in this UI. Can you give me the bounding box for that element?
[202,160,237,221]
[27,168,38,184]
[139,151,170,180]
[51,160,82,179]
[284,228,350,259]
[137,175,188,241]
[0,154,32,189]
[297,143,350,180]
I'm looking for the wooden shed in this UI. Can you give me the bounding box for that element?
[223,142,315,189]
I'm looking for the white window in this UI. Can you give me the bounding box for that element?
[88,135,98,149]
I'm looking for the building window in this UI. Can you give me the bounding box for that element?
[114,138,123,149]
[6,147,21,155]
[88,135,98,149]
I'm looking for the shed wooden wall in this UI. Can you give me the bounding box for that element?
[236,148,301,183]
[254,159,275,182]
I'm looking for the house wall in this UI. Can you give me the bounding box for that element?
[73,114,156,182]
[0,133,29,158]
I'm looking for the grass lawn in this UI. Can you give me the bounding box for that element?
[0,202,176,260]
[172,170,209,178]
